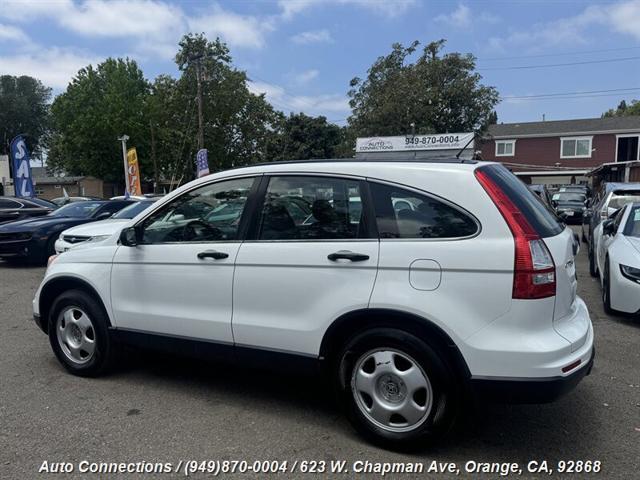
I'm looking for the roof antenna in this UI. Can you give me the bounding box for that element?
[456,133,477,159]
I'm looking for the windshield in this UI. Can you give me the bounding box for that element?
[50,201,104,218]
[112,201,155,219]
[609,193,640,210]
[624,206,640,238]
[552,193,585,203]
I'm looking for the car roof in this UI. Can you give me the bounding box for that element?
[603,182,640,193]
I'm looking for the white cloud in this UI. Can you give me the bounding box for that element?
[291,29,333,44]
[293,69,319,84]
[0,47,101,89]
[435,4,471,28]
[189,5,274,50]
[487,0,640,52]
[278,0,418,19]
[607,0,640,39]
[248,79,349,116]
[0,0,274,56]
[0,23,29,43]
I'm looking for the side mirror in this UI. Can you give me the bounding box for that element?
[558,211,568,221]
[119,226,140,246]
[602,219,615,236]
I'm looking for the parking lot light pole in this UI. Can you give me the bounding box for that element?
[118,134,129,196]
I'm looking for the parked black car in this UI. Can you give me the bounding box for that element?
[0,200,132,264]
[0,197,57,225]
[551,191,587,224]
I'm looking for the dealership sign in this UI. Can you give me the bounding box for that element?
[356,133,474,153]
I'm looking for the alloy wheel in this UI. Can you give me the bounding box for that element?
[351,349,433,433]
[56,306,96,365]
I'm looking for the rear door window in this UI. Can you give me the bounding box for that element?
[369,182,478,239]
[258,176,367,240]
[477,164,563,238]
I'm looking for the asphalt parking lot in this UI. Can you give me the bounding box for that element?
[1,229,639,479]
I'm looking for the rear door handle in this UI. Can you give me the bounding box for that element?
[327,250,370,262]
[197,250,229,260]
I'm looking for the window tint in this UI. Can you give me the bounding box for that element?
[478,164,563,238]
[140,177,254,243]
[613,207,625,231]
[370,183,478,239]
[0,199,21,209]
[258,176,364,240]
[624,206,640,237]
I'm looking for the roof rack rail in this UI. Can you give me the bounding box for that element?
[236,157,478,169]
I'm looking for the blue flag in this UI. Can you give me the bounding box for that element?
[196,149,209,178]
[10,135,35,198]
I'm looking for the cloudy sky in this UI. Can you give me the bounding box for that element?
[0,0,639,125]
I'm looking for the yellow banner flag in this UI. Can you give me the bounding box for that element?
[126,147,142,196]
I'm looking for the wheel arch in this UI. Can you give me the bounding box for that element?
[39,276,112,334]
[319,308,471,381]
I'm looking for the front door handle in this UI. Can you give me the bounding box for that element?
[197,250,229,260]
[327,250,370,262]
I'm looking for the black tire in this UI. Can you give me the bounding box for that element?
[588,241,598,277]
[603,259,613,315]
[336,328,459,449]
[48,289,117,377]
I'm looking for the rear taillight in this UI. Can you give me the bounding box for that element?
[475,169,556,299]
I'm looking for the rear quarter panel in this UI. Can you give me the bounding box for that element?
[368,166,515,344]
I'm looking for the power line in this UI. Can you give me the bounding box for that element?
[479,46,640,62]
[479,56,640,71]
[503,87,640,99]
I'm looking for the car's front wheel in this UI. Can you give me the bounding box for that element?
[48,289,117,377]
[337,328,459,449]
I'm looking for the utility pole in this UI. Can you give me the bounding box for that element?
[150,121,158,193]
[194,56,205,151]
[118,134,129,196]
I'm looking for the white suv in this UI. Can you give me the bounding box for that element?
[33,160,594,447]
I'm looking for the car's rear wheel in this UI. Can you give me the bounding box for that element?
[48,289,116,377]
[336,328,459,449]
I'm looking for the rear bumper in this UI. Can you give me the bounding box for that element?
[471,347,595,403]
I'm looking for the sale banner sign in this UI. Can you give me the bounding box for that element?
[126,147,142,196]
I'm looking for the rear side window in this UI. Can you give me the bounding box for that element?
[258,176,366,240]
[369,182,478,239]
[477,164,563,238]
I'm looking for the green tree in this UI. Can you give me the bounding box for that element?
[168,33,279,182]
[48,58,150,182]
[267,112,344,161]
[0,75,51,156]
[348,39,499,137]
[603,99,640,117]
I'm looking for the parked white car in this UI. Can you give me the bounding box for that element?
[596,202,640,314]
[54,200,158,253]
[33,160,593,447]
